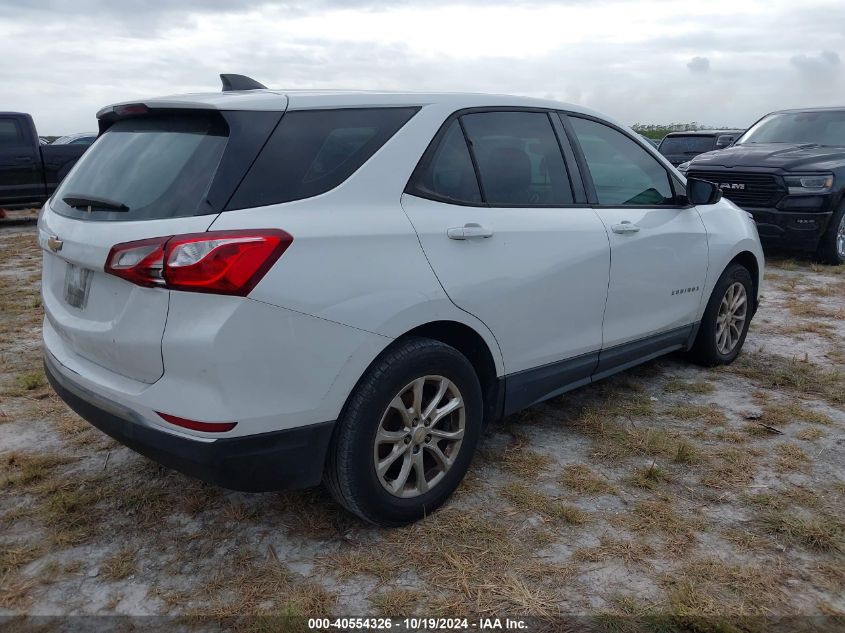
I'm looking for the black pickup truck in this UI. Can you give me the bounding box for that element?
[680,107,845,264]
[0,112,90,209]
[658,129,744,166]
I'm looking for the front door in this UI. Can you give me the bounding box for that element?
[566,115,708,356]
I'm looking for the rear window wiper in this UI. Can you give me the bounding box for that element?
[62,194,130,212]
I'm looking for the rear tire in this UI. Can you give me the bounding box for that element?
[324,337,483,526]
[816,203,845,265]
[688,263,754,367]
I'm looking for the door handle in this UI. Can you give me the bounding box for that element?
[447,223,494,240]
[611,221,641,235]
[15,156,33,162]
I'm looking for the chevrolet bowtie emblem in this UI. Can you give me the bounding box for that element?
[47,235,63,252]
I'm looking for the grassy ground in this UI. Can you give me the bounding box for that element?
[1,226,843,626]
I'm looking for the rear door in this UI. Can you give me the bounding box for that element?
[0,115,43,204]
[402,109,610,408]
[565,114,708,366]
[39,111,251,383]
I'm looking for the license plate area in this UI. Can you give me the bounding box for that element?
[63,263,92,310]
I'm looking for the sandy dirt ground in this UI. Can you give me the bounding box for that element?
[1,223,843,628]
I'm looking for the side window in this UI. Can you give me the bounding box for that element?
[228,107,418,209]
[461,112,574,206]
[0,118,24,147]
[570,116,675,206]
[407,120,481,204]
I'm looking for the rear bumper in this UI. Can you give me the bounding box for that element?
[45,354,335,492]
[745,207,832,252]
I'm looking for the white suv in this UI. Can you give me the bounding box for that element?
[39,76,764,525]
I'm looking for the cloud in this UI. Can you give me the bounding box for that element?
[2,1,845,133]
[790,50,841,72]
[687,56,710,73]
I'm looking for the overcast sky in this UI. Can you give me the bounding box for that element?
[1,0,843,134]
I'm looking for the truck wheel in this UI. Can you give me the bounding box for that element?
[324,337,483,526]
[688,263,754,367]
[816,203,845,265]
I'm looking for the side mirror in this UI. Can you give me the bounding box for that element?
[715,134,736,149]
[686,177,722,205]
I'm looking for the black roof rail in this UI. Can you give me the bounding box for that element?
[220,74,267,92]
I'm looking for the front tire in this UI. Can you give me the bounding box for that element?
[324,337,483,526]
[688,263,754,366]
[816,203,845,265]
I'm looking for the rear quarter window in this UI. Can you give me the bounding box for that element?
[227,107,419,209]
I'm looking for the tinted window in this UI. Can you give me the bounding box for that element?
[461,112,573,206]
[229,107,418,209]
[737,110,845,146]
[52,114,228,221]
[408,120,481,204]
[570,117,675,206]
[0,119,23,146]
[658,135,716,155]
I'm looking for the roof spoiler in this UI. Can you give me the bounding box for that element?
[220,74,267,92]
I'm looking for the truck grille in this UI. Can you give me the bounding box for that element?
[686,171,785,207]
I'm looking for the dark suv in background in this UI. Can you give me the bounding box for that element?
[658,130,744,166]
[680,108,845,264]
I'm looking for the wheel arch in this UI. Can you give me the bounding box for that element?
[727,250,761,313]
[397,321,503,425]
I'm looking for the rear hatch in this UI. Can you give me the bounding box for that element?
[40,107,282,383]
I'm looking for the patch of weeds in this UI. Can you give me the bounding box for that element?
[783,296,844,320]
[664,403,728,425]
[761,402,834,426]
[0,543,44,575]
[500,482,588,525]
[700,447,758,490]
[759,510,843,552]
[673,441,701,464]
[0,452,67,489]
[14,369,45,391]
[100,548,137,581]
[775,442,810,473]
[559,464,617,496]
[318,548,400,582]
[370,588,421,617]
[626,499,702,554]
[728,352,844,406]
[663,379,715,394]
[573,538,655,565]
[795,427,824,441]
[627,462,669,490]
[498,443,553,478]
[661,558,783,617]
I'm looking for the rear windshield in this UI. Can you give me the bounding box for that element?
[736,110,845,146]
[658,135,715,155]
[52,115,228,221]
[227,107,418,209]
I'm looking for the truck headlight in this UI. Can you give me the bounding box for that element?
[784,173,834,194]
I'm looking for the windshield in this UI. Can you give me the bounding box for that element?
[52,114,227,221]
[658,135,715,155]
[737,111,845,146]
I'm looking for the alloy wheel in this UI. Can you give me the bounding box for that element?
[373,375,465,498]
[837,213,845,259]
[715,282,747,355]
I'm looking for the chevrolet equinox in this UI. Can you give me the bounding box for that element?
[40,75,764,525]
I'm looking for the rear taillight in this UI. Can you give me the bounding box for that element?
[105,229,292,296]
[157,412,237,433]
